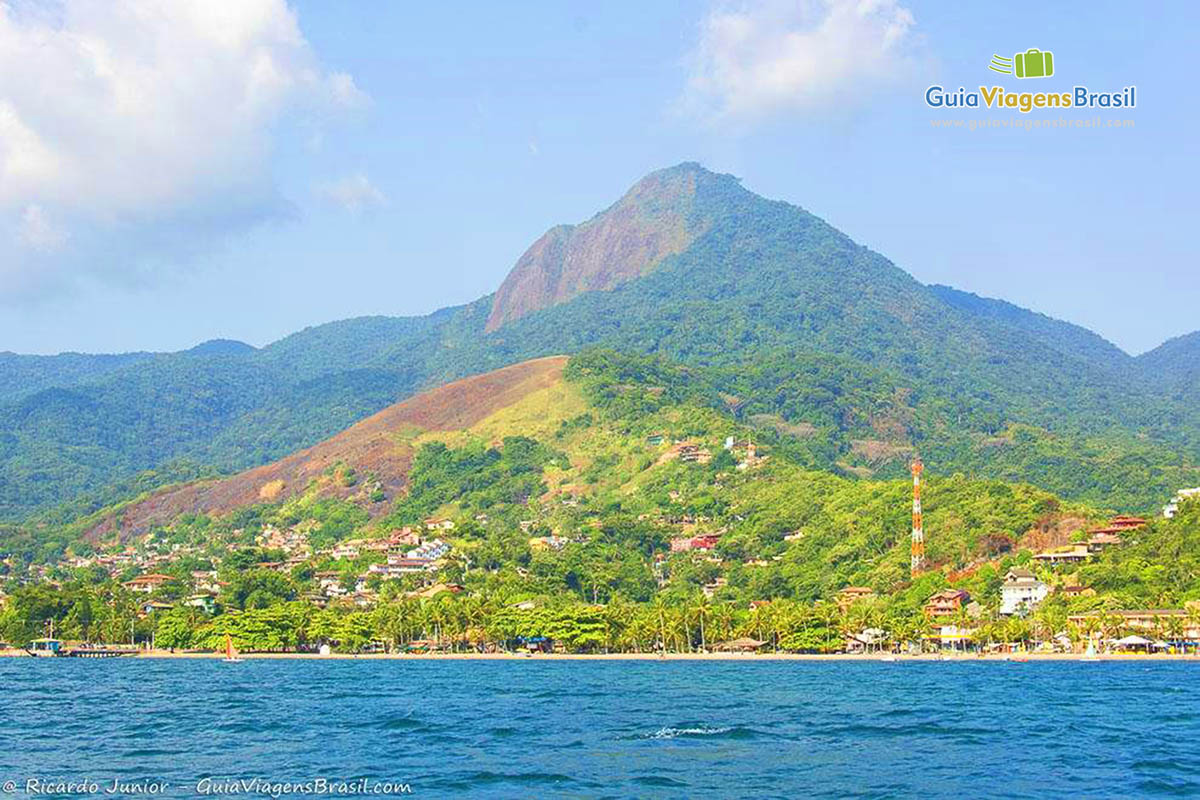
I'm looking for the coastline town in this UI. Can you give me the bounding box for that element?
[5,480,1200,660]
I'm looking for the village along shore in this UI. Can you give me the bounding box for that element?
[4,647,1199,662]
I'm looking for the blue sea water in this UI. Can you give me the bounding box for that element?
[2,659,1199,799]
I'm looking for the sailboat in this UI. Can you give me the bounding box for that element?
[223,633,243,663]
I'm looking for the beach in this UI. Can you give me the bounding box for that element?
[4,646,1195,661]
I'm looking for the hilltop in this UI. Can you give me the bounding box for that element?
[1,163,1197,520]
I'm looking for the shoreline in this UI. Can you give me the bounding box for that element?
[4,647,1198,662]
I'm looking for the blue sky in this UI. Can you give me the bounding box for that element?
[0,0,1194,355]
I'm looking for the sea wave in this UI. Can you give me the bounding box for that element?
[636,724,760,740]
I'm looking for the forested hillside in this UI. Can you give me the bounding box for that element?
[8,350,1200,655]
[0,164,1195,521]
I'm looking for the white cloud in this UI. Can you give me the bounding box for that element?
[318,173,386,213]
[17,204,68,252]
[682,0,919,123]
[0,0,366,297]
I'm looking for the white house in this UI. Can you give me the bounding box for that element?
[1000,568,1049,615]
[1164,488,1200,519]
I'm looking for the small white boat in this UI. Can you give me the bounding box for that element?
[223,634,243,663]
[881,654,898,662]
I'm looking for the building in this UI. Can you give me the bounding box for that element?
[183,593,217,613]
[138,600,174,617]
[529,535,568,551]
[1000,568,1049,615]
[924,589,971,618]
[315,571,348,597]
[369,556,435,578]
[1068,609,1200,640]
[675,443,712,464]
[423,517,456,532]
[669,534,722,553]
[844,627,886,653]
[409,539,450,561]
[122,573,175,594]
[330,540,363,560]
[1085,532,1124,552]
[1164,488,1200,519]
[928,624,977,649]
[1032,543,1091,565]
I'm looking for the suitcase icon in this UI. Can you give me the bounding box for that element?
[1014,48,1054,79]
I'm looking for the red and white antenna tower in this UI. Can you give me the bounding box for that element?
[910,458,925,575]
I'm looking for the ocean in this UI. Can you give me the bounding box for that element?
[2,659,1198,798]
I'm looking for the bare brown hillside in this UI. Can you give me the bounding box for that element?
[87,356,568,542]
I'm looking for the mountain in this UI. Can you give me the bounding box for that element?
[1137,331,1200,386]
[926,285,1134,371]
[1,163,1197,520]
[185,339,257,357]
[0,350,155,403]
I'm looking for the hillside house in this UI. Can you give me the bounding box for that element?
[138,600,174,617]
[410,539,450,560]
[677,444,712,464]
[924,589,971,618]
[122,574,175,594]
[529,535,568,551]
[1164,488,1200,518]
[1032,543,1091,564]
[183,593,216,613]
[1000,568,1049,615]
[424,517,456,532]
[315,571,348,597]
[670,534,722,553]
[1086,532,1123,552]
[330,540,363,560]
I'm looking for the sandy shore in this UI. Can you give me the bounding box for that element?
[4,647,1197,662]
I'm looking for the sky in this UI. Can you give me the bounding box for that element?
[0,0,1194,356]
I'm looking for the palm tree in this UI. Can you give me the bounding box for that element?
[1186,605,1200,655]
[692,593,712,652]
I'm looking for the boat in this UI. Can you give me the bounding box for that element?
[881,654,898,662]
[26,637,63,657]
[223,634,243,663]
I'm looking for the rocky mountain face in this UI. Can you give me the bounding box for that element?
[485,164,722,331]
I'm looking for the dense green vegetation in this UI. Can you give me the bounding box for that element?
[4,347,1200,655]
[1,164,1196,522]
[6,503,1200,654]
